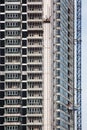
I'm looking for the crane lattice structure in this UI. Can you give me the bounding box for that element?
[76,0,82,129]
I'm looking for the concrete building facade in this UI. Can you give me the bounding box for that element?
[0,0,74,130]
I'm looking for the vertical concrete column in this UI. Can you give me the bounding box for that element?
[43,0,52,130]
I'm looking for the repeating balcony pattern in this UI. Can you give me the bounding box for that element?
[27,0,43,129]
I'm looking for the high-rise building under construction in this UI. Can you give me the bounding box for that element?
[0,0,74,130]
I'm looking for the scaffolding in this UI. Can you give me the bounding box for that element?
[76,0,82,130]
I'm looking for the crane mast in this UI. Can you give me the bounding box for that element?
[76,0,82,129]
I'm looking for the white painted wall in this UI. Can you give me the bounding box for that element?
[43,0,52,130]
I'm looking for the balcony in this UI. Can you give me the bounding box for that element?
[5,0,20,4]
[27,113,42,117]
[27,96,43,99]
[28,35,43,39]
[5,87,21,91]
[27,62,42,65]
[5,44,21,48]
[27,122,42,126]
[5,53,21,56]
[5,19,21,22]
[27,44,42,47]
[27,105,42,107]
[4,105,21,108]
[4,96,21,100]
[5,78,21,82]
[27,53,42,56]
[28,27,43,31]
[27,2,42,5]
[27,70,42,73]
[5,27,21,31]
[27,19,42,22]
[5,10,21,14]
[27,87,42,91]
[27,78,42,82]
[4,122,21,125]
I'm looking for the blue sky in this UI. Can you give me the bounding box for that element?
[82,0,87,129]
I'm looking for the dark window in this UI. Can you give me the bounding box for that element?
[57,29,60,35]
[0,57,4,64]
[22,108,27,115]
[0,0,4,4]
[22,0,27,4]
[0,49,4,56]
[22,57,27,63]
[0,91,4,98]
[22,23,27,29]
[22,40,27,46]
[0,15,4,21]
[22,65,27,71]
[0,83,4,90]
[0,117,4,124]
[56,120,60,125]
[22,126,26,130]
[68,16,70,21]
[22,75,27,80]
[57,21,60,27]
[0,6,4,12]
[22,31,27,38]
[58,78,60,84]
[22,6,26,12]
[0,23,5,29]
[57,5,60,10]
[0,40,4,47]
[22,14,27,21]
[0,31,4,38]
[22,100,26,106]
[22,91,26,97]
[0,108,4,115]
[56,62,60,68]
[22,48,27,55]
[22,117,26,124]
[56,13,60,19]
[57,37,60,43]
[0,66,4,71]
[56,46,60,51]
[0,75,4,81]
[22,82,27,89]
[57,54,60,60]
[0,100,4,107]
